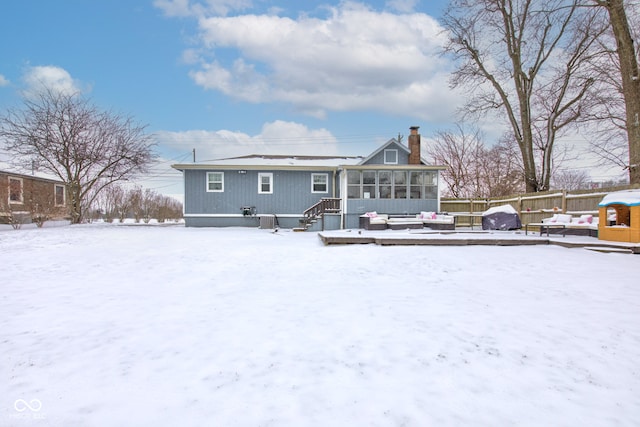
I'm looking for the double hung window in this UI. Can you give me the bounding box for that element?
[206,172,224,192]
[258,173,273,194]
[312,174,328,193]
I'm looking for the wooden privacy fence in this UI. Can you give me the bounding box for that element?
[442,184,640,226]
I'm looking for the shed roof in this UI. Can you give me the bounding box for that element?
[598,190,640,207]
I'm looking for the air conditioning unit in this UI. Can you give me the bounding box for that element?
[259,215,276,229]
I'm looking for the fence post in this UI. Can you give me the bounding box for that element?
[562,190,567,213]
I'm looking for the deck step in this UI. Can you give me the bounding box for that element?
[584,246,633,254]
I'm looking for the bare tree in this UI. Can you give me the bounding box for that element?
[479,137,525,197]
[97,183,125,223]
[141,188,156,223]
[551,168,592,190]
[127,186,144,223]
[427,124,484,198]
[427,125,524,198]
[93,184,182,223]
[155,194,183,223]
[442,0,608,192]
[0,90,155,223]
[23,180,57,227]
[590,0,640,184]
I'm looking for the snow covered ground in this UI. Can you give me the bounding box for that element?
[1,224,639,426]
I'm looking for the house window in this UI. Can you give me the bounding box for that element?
[55,184,65,206]
[378,171,392,199]
[9,177,23,203]
[206,172,224,192]
[362,171,376,199]
[347,170,362,199]
[258,173,273,194]
[384,149,398,164]
[347,170,438,199]
[394,171,407,199]
[312,173,328,193]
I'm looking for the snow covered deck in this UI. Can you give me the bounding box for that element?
[318,229,640,253]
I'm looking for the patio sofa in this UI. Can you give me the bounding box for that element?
[359,213,389,230]
[359,212,455,230]
[529,213,599,237]
[415,211,456,230]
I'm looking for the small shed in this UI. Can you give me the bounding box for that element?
[598,190,640,243]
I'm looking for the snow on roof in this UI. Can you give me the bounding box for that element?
[598,190,640,207]
[482,204,518,216]
[174,154,365,169]
[0,161,64,183]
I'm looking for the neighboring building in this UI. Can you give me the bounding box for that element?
[0,169,68,224]
[172,127,446,230]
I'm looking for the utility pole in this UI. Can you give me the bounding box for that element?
[193,148,196,163]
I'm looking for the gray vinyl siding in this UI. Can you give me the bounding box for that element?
[363,141,410,165]
[184,169,335,216]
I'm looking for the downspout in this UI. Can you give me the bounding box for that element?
[338,167,345,229]
[437,170,442,213]
[332,169,337,198]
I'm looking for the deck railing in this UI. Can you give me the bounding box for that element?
[302,198,341,224]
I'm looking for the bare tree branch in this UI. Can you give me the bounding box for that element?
[0,90,156,223]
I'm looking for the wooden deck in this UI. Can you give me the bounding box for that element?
[317,230,640,254]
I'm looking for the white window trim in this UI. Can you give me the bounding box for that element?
[206,172,224,192]
[258,173,273,194]
[54,184,66,206]
[384,149,398,164]
[8,177,23,204]
[311,173,329,193]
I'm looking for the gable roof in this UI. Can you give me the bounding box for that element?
[358,138,428,165]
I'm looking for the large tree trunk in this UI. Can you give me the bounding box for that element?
[605,0,640,184]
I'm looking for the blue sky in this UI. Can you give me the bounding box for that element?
[0,0,610,197]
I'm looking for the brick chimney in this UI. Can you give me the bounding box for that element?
[408,126,421,165]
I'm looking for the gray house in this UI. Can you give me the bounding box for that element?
[173,127,446,230]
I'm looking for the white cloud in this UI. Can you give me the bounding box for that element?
[22,65,84,97]
[180,2,462,122]
[0,74,9,86]
[155,120,340,162]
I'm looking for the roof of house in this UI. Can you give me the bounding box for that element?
[0,164,65,184]
[359,138,429,165]
[172,138,443,171]
[173,154,366,171]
